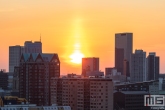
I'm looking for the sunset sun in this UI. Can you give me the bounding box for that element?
[69,51,84,64]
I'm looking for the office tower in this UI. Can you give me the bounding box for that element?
[9,41,42,72]
[51,77,113,110]
[115,33,133,76]
[147,52,159,80]
[130,50,147,82]
[23,41,42,53]
[82,57,99,77]
[19,53,60,106]
[9,46,23,72]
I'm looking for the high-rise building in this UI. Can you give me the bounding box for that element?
[23,41,42,53]
[115,33,133,76]
[130,50,147,82]
[82,57,99,77]
[9,41,42,72]
[51,77,113,110]
[147,52,159,80]
[19,53,60,106]
[9,46,23,72]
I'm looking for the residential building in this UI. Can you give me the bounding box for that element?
[82,57,99,77]
[130,50,147,82]
[115,33,133,76]
[18,53,60,106]
[9,41,42,72]
[51,77,113,110]
[147,52,159,80]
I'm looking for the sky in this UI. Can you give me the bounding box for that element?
[0,0,165,74]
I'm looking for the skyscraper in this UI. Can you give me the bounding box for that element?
[130,50,147,82]
[9,41,42,72]
[115,33,133,76]
[82,57,99,77]
[147,52,159,80]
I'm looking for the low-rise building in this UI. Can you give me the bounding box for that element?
[114,91,150,110]
[0,105,71,110]
[114,80,159,94]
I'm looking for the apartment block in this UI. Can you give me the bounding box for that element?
[51,77,113,110]
[18,53,60,106]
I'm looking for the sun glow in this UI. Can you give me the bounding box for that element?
[70,50,84,64]
[66,18,89,65]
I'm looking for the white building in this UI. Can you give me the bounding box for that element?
[130,50,147,82]
[9,41,42,72]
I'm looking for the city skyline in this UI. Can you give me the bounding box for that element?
[0,0,165,74]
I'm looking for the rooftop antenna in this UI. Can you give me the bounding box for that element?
[40,33,41,42]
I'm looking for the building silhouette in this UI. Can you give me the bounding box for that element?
[115,33,133,76]
[147,52,159,80]
[9,41,42,72]
[18,53,60,106]
[51,77,113,110]
[130,50,147,82]
[82,57,99,77]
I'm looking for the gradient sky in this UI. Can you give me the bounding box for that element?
[0,0,165,74]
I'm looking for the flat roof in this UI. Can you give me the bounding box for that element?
[118,91,149,95]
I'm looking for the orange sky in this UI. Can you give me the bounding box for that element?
[0,0,165,74]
